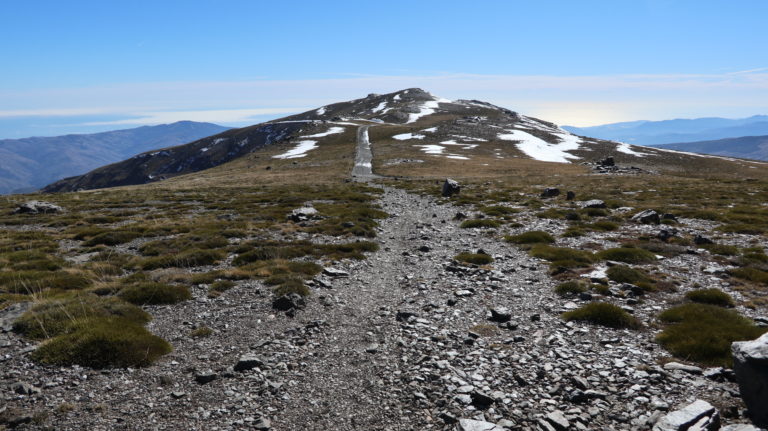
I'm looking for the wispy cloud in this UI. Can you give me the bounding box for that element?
[2,71,767,127]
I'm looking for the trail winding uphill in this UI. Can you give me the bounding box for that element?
[352,126,378,180]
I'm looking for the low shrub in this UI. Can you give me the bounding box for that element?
[685,288,734,307]
[702,244,739,256]
[209,280,235,294]
[555,280,587,296]
[190,326,213,337]
[730,267,768,285]
[460,219,501,229]
[83,231,142,246]
[140,249,225,270]
[590,221,620,231]
[479,205,518,217]
[606,265,653,285]
[505,230,555,244]
[562,302,641,329]
[657,303,766,366]
[31,317,171,368]
[118,282,191,305]
[271,276,311,297]
[13,294,150,340]
[455,252,494,265]
[597,247,656,264]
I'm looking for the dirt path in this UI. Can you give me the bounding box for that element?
[351,126,378,180]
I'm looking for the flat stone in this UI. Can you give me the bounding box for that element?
[456,418,505,431]
[663,362,703,375]
[546,410,570,431]
[652,399,719,431]
[234,354,265,372]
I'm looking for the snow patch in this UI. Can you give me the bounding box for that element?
[615,142,652,157]
[414,144,445,155]
[316,107,326,115]
[301,126,345,138]
[452,135,488,142]
[371,101,389,114]
[273,140,318,159]
[407,100,440,124]
[498,129,581,163]
[393,133,425,140]
[200,147,209,153]
[446,155,470,160]
[421,127,438,133]
[213,138,228,145]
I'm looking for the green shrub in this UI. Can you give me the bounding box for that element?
[702,244,739,256]
[210,280,235,293]
[505,230,555,244]
[460,219,501,229]
[0,270,92,293]
[657,303,766,366]
[190,326,213,337]
[140,248,225,270]
[273,278,311,297]
[590,221,620,231]
[685,288,734,307]
[582,208,609,217]
[119,282,191,305]
[13,294,150,340]
[555,281,587,296]
[455,252,494,265]
[562,302,641,329]
[31,317,171,368]
[730,267,768,285]
[562,227,586,238]
[83,231,142,246]
[529,245,594,268]
[606,265,653,285]
[597,247,656,264]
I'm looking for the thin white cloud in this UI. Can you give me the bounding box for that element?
[79,108,307,126]
[1,71,767,127]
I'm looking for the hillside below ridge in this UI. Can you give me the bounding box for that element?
[42,88,768,194]
[0,121,229,195]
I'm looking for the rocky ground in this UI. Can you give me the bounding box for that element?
[1,180,765,430]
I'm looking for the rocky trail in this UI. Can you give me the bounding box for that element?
[1,127,764,431]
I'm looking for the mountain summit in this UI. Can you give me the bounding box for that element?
[43,89,765,192]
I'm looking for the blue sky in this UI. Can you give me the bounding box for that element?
[1,0,767,138]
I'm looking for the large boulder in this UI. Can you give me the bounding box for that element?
[13,200,63,214]
[540,187,560,198]
[732,332,768,428]
[442,179,461,197]
[652,399,720,431]
[631,209,661,224]
[272,293,306,311]
[288,206,320,222]
[580,199,606,209]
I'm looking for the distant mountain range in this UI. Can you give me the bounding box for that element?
[563,115,768,147]
[656,135,768,161]
[0,121,229,194]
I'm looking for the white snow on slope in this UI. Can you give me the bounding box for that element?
[446,155,470,160]
[615,142,652,157]
[273,140,318,159]
[393,133,425,140]
[316,107,326,115]
[498,129,581,163]
[371,101,389,114]
[414,144,445,154]
[301,127,345,138]
[452,135,488,142]
[407,100,440,124]
[422,127,438,133]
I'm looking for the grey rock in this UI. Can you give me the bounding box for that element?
[11,382,41,395]
[171,391,186,399]
[732,332,768,428]
[652,399,720,431]
[194,371,217,385]
[456,418,506,431]
[546,410,570,431]
[694,235,714,245]
[287,206,320,222]
[720,425,762,431]
[580,199,606,209]
[442,178,461,197]
[254,417,272,430]
[663,362,703,375]
[322,267,349,277]
[272,293,305,311]
[489,307,512,323]
[13,200,64,214]
[541,187,560,198]
[470,391,495,409]
[0,302,30,333]
[632,209,661,224]
[566,191,576,200]
[234,353,264,372]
